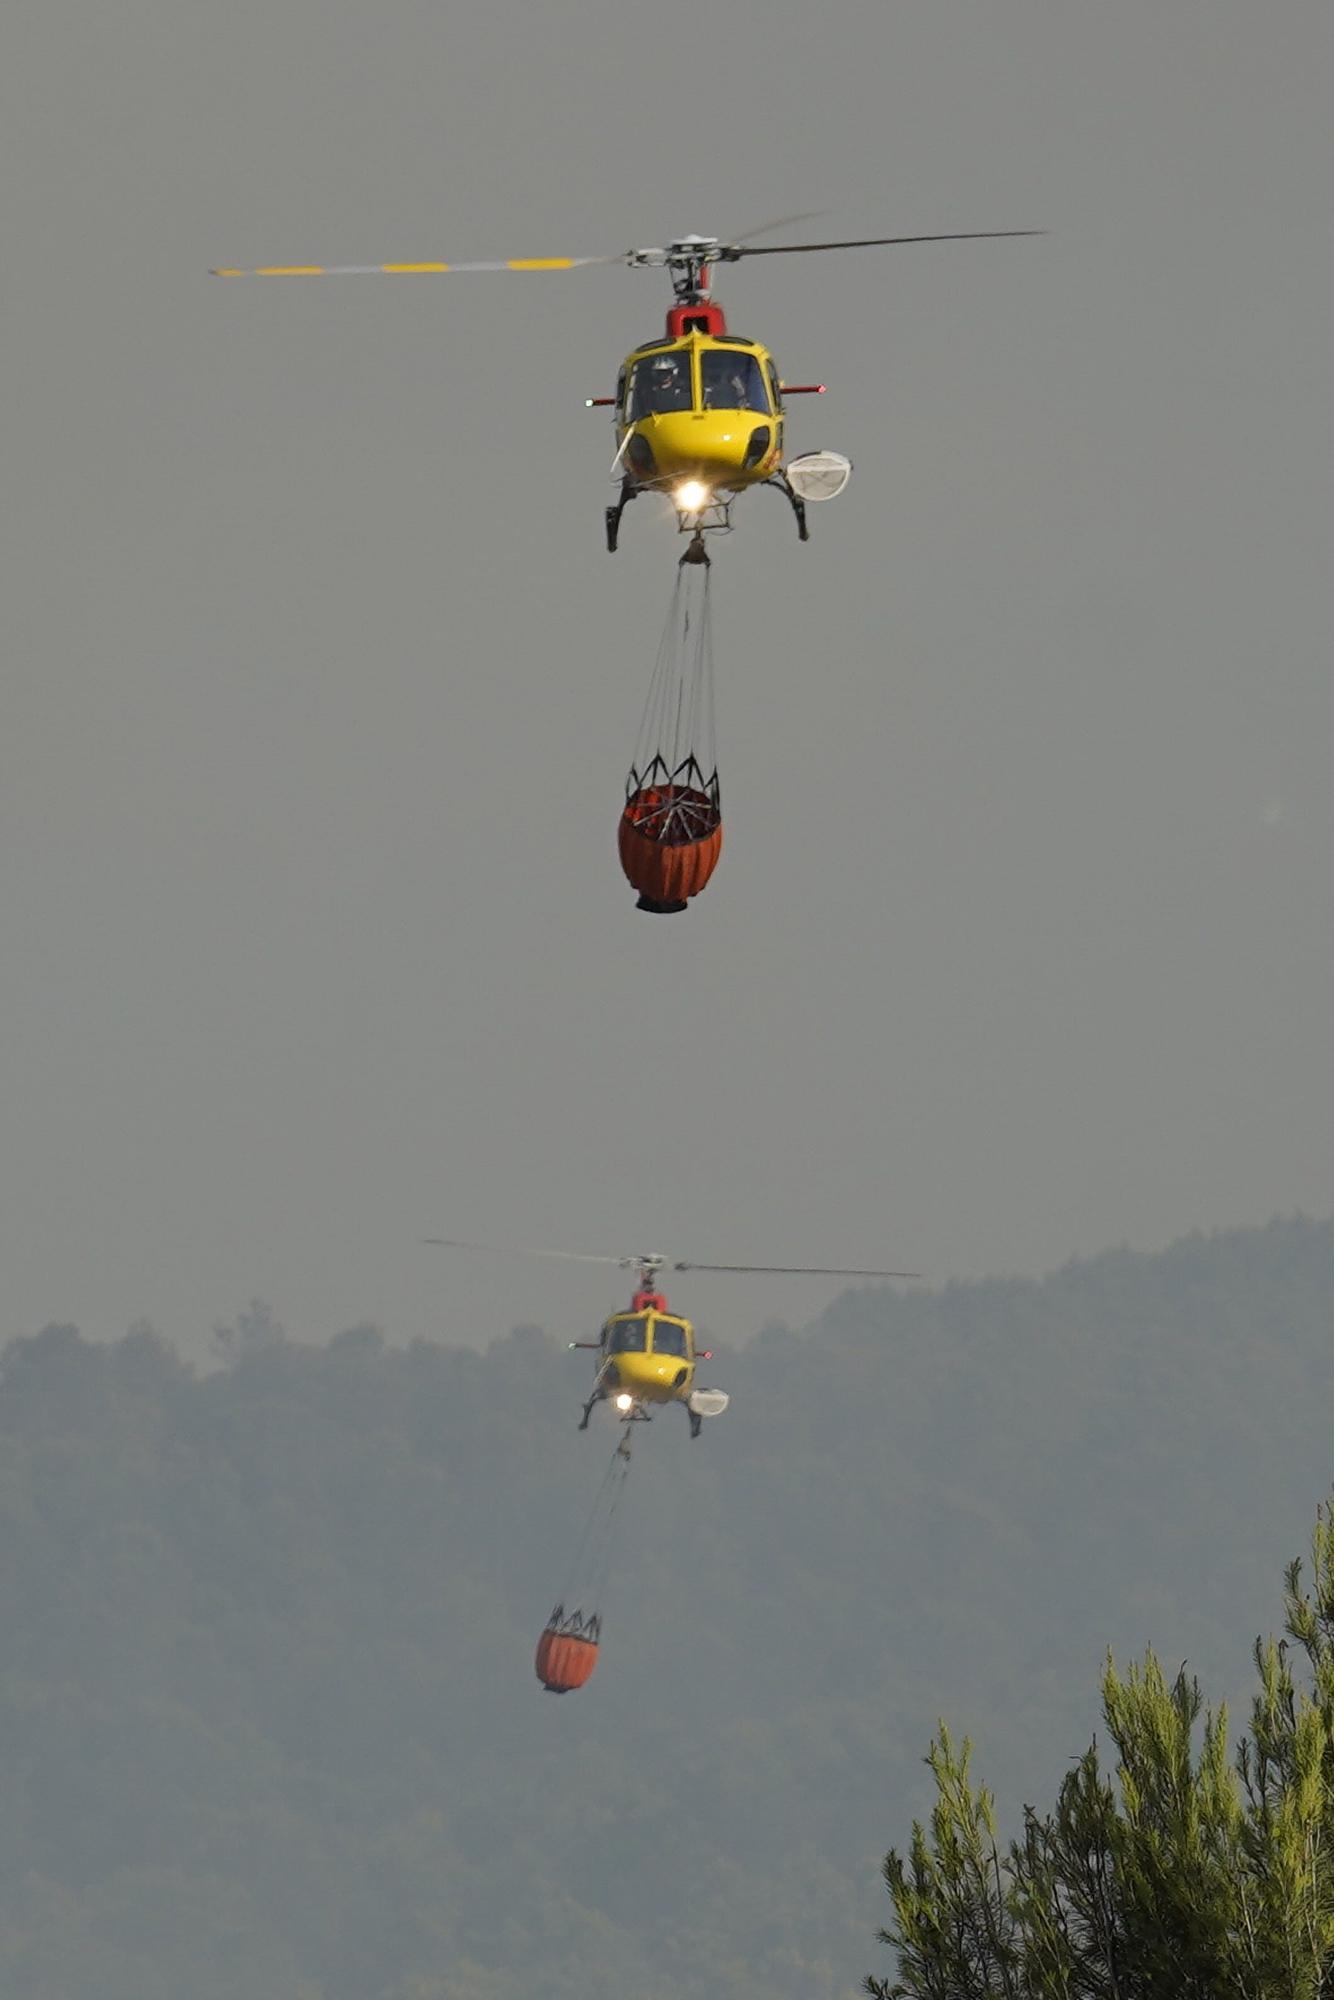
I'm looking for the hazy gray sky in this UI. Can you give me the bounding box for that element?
[3,0,1331,1355]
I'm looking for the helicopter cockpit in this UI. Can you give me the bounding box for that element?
[602,1310,693,1358]
[627,351,692,419]
[700,348,770,413]
[625,343,774,421]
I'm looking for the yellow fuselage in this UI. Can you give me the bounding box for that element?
[615,333,785,498]
[600,1310,696,1407]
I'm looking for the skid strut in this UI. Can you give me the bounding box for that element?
[766,471,809,542]
[606,478,637,552]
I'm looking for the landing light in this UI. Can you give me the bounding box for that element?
[615,1393,634,1412]
[676,480,710,512]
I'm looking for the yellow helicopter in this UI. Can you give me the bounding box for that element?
[424,1241,920,1437]
[211,222,1039,549]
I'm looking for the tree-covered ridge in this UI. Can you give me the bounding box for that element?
[869,1502,1334,1998]
[2,1213,1334,1999]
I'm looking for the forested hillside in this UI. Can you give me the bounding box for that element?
[3,1215,1333,2000]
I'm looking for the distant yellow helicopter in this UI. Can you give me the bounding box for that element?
[211,222,1039,549]
[424,1241,920,1437]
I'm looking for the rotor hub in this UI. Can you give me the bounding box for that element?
[627,237,725,304]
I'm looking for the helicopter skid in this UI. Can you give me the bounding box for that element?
[605,478,737,551]
[577,1387,654,1431]
[611,471,806,545]
[578,1389,725,1440]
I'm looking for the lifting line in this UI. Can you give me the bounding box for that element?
[552,1428,636,1626]
[629,540,718,806]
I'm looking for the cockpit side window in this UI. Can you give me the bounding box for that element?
[701,349,770,414]
[628,351,693,420]
[606,1314,649,1355]
[649,1317,689,1358]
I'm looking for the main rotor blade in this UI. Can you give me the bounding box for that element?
[423,1240,921,1279]
[723,210,829,246]
[728,230,1044,259]
[672,1261,921,1279]
[210,255,618,277]
[423,1237,628,1266]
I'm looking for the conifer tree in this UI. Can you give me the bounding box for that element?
[868,1494,1334,1999]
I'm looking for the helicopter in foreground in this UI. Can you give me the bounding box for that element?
[210,222,1039,549]
[424,1240,920,1437]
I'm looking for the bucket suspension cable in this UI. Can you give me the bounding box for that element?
[535,1434,634,1693]
[571,1431,634,1603]
[630,553,718,791]
[550,1432,634,1623]
[618,550,723,912]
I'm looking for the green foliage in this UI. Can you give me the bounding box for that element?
[870,1497,1334,1999]
[876,1727,1019,2000]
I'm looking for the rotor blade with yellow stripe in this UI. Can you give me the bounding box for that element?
[209,255,616,277]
